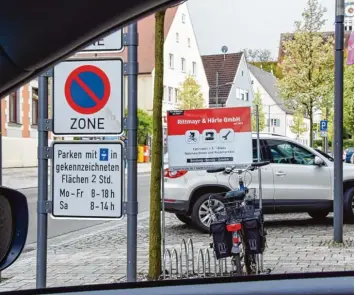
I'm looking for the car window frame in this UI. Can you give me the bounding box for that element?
[252,139,268,162]
[264,138,320,166]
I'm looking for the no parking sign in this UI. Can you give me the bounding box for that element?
[53,59,123,135]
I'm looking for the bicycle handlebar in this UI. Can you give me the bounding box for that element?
[206,161,270,174]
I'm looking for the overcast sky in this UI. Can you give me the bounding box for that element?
[187,0,336,59]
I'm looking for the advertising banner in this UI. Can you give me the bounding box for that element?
[167,107,253,171]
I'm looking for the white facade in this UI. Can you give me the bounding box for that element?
[159,3,210,118]
[249,69,311,146]
[225,54,254,108]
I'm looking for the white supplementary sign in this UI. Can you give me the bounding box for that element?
[320,131,328,137]
[167,107,253,171]
[82,30,123,52]
[53,59,123,135]
[51,141,123,219]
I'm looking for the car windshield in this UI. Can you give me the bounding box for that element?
[1,0,354,292]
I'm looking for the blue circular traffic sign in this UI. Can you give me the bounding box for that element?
[64,65,111,115]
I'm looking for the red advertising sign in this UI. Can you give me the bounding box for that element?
[167,107,253,170]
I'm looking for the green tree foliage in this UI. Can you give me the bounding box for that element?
[123,108,153,145]
[252,90,266,132]
[323,62,354,142]
[137,109,153,145]
[277,0,333,146]
[250,61,284,79]
[148,10,165,280]
[176,75,205,109]
[290,110,308,138]
[343,64,354,138]
[244,48,273,62]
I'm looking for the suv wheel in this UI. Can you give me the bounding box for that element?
[191,193,225,233]
[344,187,354,223]
[308,210,329,220]
[175,213,192,225]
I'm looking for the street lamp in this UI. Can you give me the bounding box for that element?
[333,0,345,243]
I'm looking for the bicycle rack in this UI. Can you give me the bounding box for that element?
[162,238,232,279]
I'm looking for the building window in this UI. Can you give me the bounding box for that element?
[270,118,280,127]
[163,86,167,101]
[169,54,174,69]
[32,87,39,125]
[236,89,249,101]
[175,88,179,103]
[181,58,186,72]
[168,87,173,102]
[192,62,197,75]
[187,38,191,47]
[176,32,179,43]
[9,91,19,124]
[182,13,186,23]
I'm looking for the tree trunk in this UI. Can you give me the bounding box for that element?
[148,10,165,280]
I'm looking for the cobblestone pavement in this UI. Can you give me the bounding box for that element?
[0,213,353,291]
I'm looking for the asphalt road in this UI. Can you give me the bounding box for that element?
[22,174,151,245]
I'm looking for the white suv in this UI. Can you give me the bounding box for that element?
[164,134,354,233]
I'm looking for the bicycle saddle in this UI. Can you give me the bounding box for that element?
[225,190,245,200]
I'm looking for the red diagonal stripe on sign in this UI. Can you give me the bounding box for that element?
[73,76,101,104]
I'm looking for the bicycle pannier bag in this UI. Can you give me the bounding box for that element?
[242,216,264,254]
[210,221,232,259]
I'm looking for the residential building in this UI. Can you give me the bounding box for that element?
[75,2,209,137]
[248,64,311,146]
[0,78,56,167]
[201,52,254,108]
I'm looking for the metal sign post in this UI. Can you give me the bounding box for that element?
[255,105,264,273]
[36,72,50,288]
[34,31,128,288]
[161,131,166,260]
[124,22,139,282]
[333,0,345,243]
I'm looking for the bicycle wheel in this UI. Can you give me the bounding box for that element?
[231,254,243,275]
[244,252,257,275]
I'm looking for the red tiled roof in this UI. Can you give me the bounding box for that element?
[201,52,243,105]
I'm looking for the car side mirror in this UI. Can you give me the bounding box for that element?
[314,156,325,167]
[0,187,29,271]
